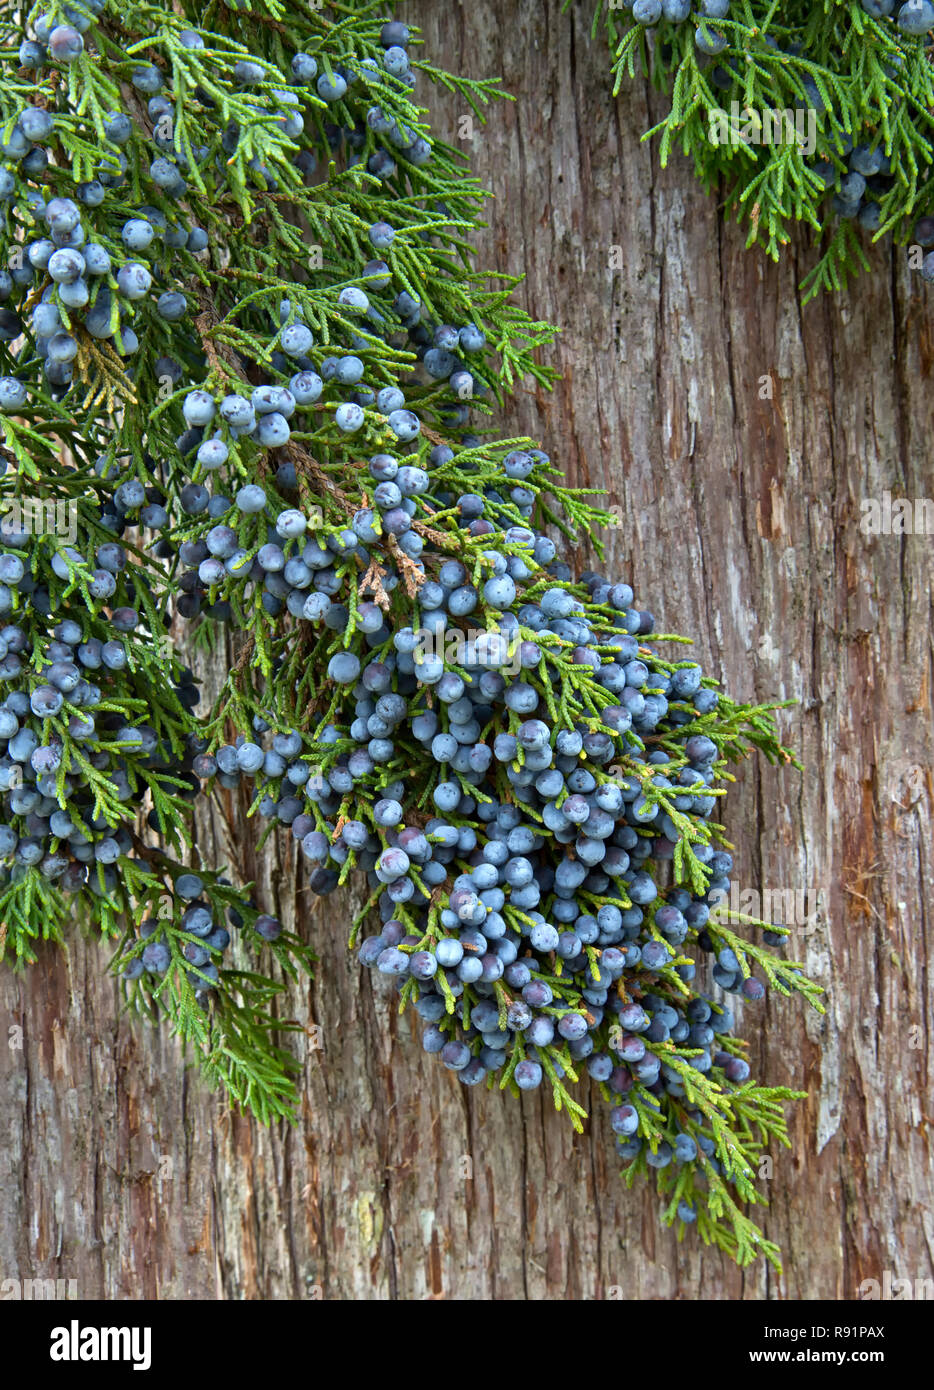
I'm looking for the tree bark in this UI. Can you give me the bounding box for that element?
[2,0,933,1300]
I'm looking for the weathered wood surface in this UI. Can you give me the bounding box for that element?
[2,0,933,1300]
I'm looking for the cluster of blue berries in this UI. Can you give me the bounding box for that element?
[0,75,207,395]
[173,411,774,1183]
[0,528,195,896]
[127,878,280,1000]
[1,8,499,435]
[16,5,106,71]
[127,15,795,1194]
[0,3,811,1241]
[0,513,281,1001]
[628,0,732,55]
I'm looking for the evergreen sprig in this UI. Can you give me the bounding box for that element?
[585,0,934,297]
[0,0,824,1270]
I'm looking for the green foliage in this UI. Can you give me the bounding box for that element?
[586,0,934,298]
[0,0,553,1119]
[0,0,825,1270]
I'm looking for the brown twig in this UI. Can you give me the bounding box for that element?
[386,534,425,596]
[358,555,393,611]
